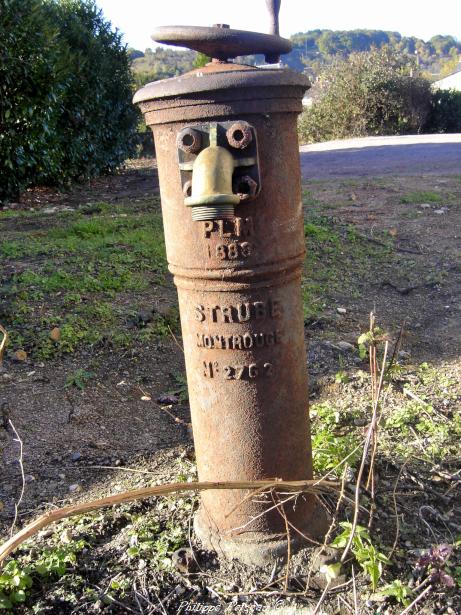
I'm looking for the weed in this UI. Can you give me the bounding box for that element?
[377,579,412,606]
[0,541,85,609]
[400,191,440,204]
[65,369,95,390]
[357,325,386,360]
[0,559,32,609]
[310,402,361,475]
[334,370,349,384]
[415,543,458,588]
[126,517,187,569]
[331,522,389,590]
[171,372,189,403]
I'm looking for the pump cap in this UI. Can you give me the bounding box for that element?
[151,25,292,62]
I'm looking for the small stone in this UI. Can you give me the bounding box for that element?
[2,373,13,381]
[38,529,54,540]
[337,307,347,314]
[434,208,447,215]
[58,473,66,480]
[24,474,35,483]
[337,341,354,351]
[420,203,431,209]
[68,483,81,493]
[398,350,410,359]
[50,327,61,342]
[60,528,73,544]
[94,440,109,449]
[70,452,82,462]
[13,349,27,362]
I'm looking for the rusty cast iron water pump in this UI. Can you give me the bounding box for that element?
[134,1,327,564]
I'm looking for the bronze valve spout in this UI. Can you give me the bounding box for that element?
[185,145,240,221]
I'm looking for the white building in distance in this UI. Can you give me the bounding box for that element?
[433,62,461,91]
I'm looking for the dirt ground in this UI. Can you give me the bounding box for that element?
[0,160,460,613]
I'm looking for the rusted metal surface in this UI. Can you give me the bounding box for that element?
[265,0,282,62]
[226,121,253,150]
[135,33,326,562]
[177,127,202,154]
[150,25,291,62]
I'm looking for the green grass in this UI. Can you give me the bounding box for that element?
[301,201,391,321]
[399,190,440,204]
[4,188,393,358]
[1,198,174,359]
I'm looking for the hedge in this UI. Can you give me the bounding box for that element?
[0,0,138,202]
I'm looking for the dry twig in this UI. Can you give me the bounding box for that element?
[0,324,8,365]
[8,420,25,537]
[0,478,338,567]
[340,339,389,565]
[399,583,432,615]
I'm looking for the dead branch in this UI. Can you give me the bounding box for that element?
[400,583,432,615]
[8,420,25,537]
[0,324,8,365]
[340,339,389,565]
[0,478,338,567]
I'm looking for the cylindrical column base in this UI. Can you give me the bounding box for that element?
[194,499,329,566]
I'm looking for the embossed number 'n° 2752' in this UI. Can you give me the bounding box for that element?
[203,361,273,379]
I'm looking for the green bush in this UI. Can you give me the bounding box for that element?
[0,0,138,202]
[425,88,461,133]
[298,48,432,143]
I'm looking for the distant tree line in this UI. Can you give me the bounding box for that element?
[130,29,461,86]
[288,30,461,77]
[0,0,138,203]
[130,47,196,89]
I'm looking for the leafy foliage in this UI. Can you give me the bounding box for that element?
[65,368,95,390]
[426,89,461,134]
[378,579,413,605]
[0,541,85,609]
[289,30,461,76]
[310,402,361,476]
[331,522,389,590]
[0,0,138,202]
[415,544,458,588]
[131,47,196,89]
[299,49,432,143]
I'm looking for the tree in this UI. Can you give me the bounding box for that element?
[193,53,211,68]
[0,0,138,202]
[298,48,432,143]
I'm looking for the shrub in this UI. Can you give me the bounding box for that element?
[0,0,138,203]
[425,88,461,133]
[298,48,432,143]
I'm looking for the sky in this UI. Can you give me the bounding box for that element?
[95,0,461,52]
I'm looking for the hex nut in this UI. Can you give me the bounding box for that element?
[234,175,258,200]
[226,122,253,149]
[177,128,202,154]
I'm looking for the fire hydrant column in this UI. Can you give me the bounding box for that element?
[135,59,326,563]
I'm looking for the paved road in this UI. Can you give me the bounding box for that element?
[299,134,461,179]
